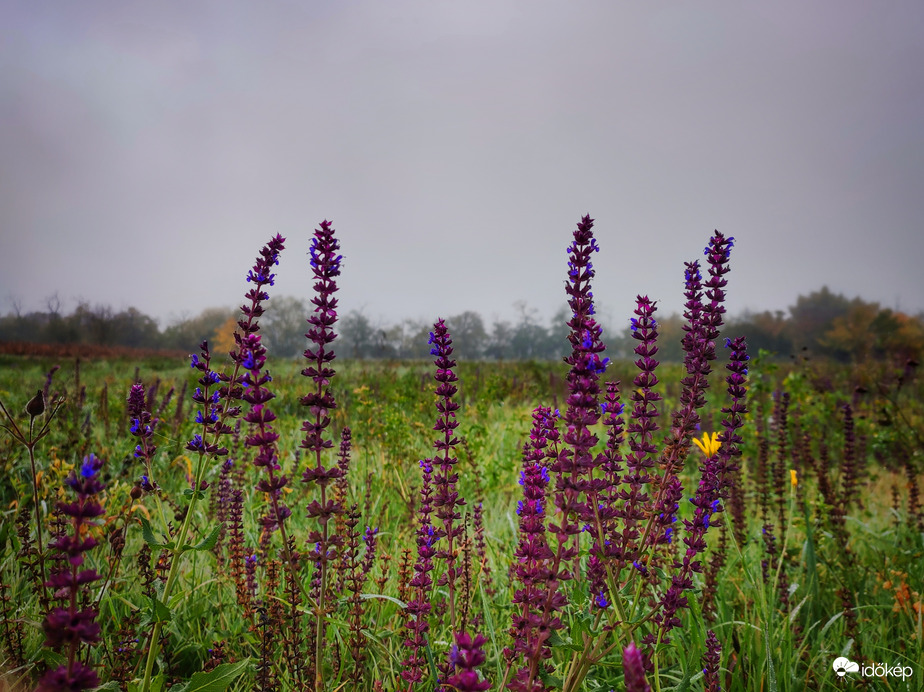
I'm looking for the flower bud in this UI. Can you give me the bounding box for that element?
[26,389,45,418]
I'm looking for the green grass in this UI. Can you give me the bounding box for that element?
[0,354,922,690]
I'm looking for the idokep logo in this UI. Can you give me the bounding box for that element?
[832,657,859,676]
[832,657,914,681]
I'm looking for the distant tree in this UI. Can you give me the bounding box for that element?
[506,303,547,360]
[485,318,514,360]
[447,310,487,360]
[727,310,791,357]
[212,316,239,358]
[395,319,433,359]
[162,307,237,352]
[822,302,924,363]
[110,307,161,349]
[881,311,924,362]
[339,310,374,359]
[259,295,309,358]
[786,286,852,353]
[546,306,573,360]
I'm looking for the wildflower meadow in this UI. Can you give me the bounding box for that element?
[1,217,921,691]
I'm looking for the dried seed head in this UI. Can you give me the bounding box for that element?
[26,389,45,418]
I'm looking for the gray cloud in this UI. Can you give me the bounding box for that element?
[2,0,922,333]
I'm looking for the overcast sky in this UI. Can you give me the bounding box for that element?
[2,1,922,333]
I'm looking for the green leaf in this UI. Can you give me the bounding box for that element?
[359,592,408,609]
[182,523,223,553]
[546,628,577,650]
[674,666,693,692]
[182,487,207,501]
[478,580,500,669]
[92,683,123,691]
[147,595,172,624]
[765,624,778,692]
[537,668,563,688]
[128,675,164,692]
[169,659,250,692]
[140,517,169,549]
[424,641,439,684]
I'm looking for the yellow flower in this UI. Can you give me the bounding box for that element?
[790,469,798,488]
[693,431,721,457]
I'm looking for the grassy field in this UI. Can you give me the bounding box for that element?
[1,222,922,691]
[0,349,922,691]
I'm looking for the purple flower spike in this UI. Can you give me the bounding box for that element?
[300,220,343,483]
[507,456,555,666]
[653,442,722,644]
[127,382,159,486]
[613,296,661,567]
[401,457,437,685]
[703,629,722,692]
[716,337,749,536]
[427,318,467,633]
[445,632,491,691]
[623,641,651,692]
[552,215,611,581]
[39,454,107,691]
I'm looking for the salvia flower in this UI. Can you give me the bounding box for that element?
[186,341,231,459]
[716,337,749,540]
[38,454,106,691]
[401,459,437,686]
[614,296,661,569]
[444,632,491,692]
[702,629,722,692]
[551,215,613,600]
[659,232,735,483]
[623,641,651,692]
[427,319,466,631]
[239,324,291,533]
[653,451,721,644]
[507,455,556,674]
[298,221,345,690]
[127,383,158,487]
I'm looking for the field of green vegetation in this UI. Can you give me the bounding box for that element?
[0,349,921,691]
[1,221,922,692]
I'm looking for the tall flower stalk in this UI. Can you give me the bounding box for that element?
[299,220,345,691]
[552,214,610,579]
[428,319,466,632]
[37,454,106,691]
[139,234,285,691]
[401,460,437,690]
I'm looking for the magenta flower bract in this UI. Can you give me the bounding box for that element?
[39,453,106,691]
[427,319,466,630]
[444,632,491,691]
[623,641,651,692]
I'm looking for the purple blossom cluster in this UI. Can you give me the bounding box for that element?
[127,383,158,493]
[552,215,610,576]
[662,231,735,475]
[444,632,491,691]
[298,220,345,690]
[238,236,292,534]
[506,449,557,689]
[428,319,466,629]
[702,629,722,692]
[613,296,661,569]
[38,454,106,691]
[401,459,437,688]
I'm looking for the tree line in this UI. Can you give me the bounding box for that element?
[1,287,921,363]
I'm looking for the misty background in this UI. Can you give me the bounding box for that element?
[2,1,923,356]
